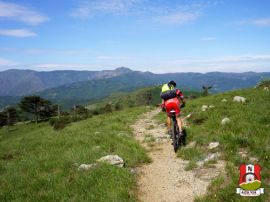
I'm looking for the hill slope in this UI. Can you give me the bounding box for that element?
[176,87,269,201]
[0,107,150,201]
[87,85,201,111]
[37,71,270,108]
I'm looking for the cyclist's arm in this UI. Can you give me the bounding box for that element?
[176,89,186,106]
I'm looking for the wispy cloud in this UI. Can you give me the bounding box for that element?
[251,18,270,27]
[0,48,95,55]
[236,17,270,27]
[71,0,213,25]
[0,1,48,25]
[156,12,200,25]
[71,0,143,18]
[34,63,91,69]
[97,55,129,60]
[0,57,17,66]
[201,37,216,41]
[0,29,37,37]
[156,54,270,73]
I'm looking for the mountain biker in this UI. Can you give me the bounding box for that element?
[160,81,186,136]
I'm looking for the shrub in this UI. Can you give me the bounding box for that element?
[114,102,123,111]
[49,116,71,130]
[100,104,113,113]
[256,78,270,88]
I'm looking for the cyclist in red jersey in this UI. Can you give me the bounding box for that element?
[161,81,186,135]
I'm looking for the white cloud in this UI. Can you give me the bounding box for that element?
[97,55,129,60]
[251,18,270,27]
[155,54,270,73]
[0,57,17,66]
[0,29,37,37]
[156,12,200,25]
[71,0,143,18]
[26,63,121,71]
[201,37,216,41]
[0,1,48,25]
[236,17,270,27]
[34,63,89,69]
[71,0,212,26]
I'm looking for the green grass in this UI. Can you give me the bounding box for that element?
[189,88,269,201]
[0,107,150,202]
[155,88,269,201]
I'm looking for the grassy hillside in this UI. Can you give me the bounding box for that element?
[156,87,269,201]
[0,107,151,201]
[87,86,201,111]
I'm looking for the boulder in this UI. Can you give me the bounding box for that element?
[209,105,215,109]
[78,163,96,171]
[208,142,219,150]
[221,118,230,125]
[222,99,227,102]
[97,155,124,167]
[263,87,269,91]
[233,96,246,103]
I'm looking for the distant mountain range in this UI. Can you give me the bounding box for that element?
[0,67,269,109]
[0,67,131,96]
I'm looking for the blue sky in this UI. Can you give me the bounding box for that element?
[0,0,270,73]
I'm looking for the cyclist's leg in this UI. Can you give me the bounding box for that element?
[176,116,182,132]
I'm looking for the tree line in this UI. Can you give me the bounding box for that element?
[0,95,124,130]
[0,96,59,127]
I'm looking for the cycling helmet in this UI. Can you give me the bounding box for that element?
[168,80,176,87]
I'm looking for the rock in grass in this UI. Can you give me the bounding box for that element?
[233,96,246,103]
[221,118,230,125]
[209,105,215,109]
[78,163,96,171]
[208,142,219,150]
[97,155,124,167]
[263,87,269,91]
[222,99,227,102]
[201,105,208,111]
[196,153,220,166]
[185,113,192,119]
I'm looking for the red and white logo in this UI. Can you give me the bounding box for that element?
[236,164,264,196]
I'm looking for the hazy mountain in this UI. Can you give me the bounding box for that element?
[37,70,270,105]
[1,67,269,109]
[0,67,132,96]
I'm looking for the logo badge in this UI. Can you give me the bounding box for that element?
[236,164,264,196]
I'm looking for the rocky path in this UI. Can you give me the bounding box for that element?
[132,108,224,202]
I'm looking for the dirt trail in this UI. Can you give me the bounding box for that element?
[132,108,224,202]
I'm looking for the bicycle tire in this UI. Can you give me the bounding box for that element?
[172,118,178,152]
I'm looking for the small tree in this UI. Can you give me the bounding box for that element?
[39,104,58,120]
[143,90,152,105]
[102,103,113,113]
[114,102,123,111]
[202,85,212,96]
[0,107,17,132]
[19,96,56,123]
[256,78,270,88]
[71,105,90,119]
[0,111,7,127]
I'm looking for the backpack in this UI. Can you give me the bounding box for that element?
[160,83,177,100]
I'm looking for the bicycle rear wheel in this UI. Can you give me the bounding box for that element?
[171,118,178,152]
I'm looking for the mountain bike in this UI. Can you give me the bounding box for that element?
[169,110,186,153]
